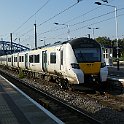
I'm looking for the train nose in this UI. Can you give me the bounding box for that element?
[79,62,101,74]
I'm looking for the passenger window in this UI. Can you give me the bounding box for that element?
[34,54,39,63]
[19,56,21,62]
[22,56,24,62]
[50,52,56,64]
[14,57,17,62]
[29,55,33,63]
[8,58,11,62]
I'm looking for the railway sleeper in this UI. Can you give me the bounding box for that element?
[3,65,70,90]
[38,98,50,109]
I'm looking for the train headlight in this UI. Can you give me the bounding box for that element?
[101,62,106,68]
[71,63,80,69]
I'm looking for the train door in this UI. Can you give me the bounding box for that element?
[60,45,66,74]
[6,56,8,66]
[17,53,19,67]
[42,51,47,72]
[25,53,28,69]
[60,49,63,70]
[60,45,67,75]
[11,55,13,67]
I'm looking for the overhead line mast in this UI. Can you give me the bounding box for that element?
[34,22,37,49]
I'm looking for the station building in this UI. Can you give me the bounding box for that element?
[103,47,113,66]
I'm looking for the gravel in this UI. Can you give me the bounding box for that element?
[1,68,124,124]
[22,77,124,124]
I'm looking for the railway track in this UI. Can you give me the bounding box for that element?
[0,69,101,124]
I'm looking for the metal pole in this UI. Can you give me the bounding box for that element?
[67,25,70,40]
[93,28,95,39]
[54,23,70,40]
[10,33,13,54]
[95,2,119,70]
[88,34,90,38]
[34,23,37,49]
[88,27,99,39]
[115,7,119,70]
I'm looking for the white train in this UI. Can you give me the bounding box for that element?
[0,37,108,87]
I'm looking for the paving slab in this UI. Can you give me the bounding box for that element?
[0,75,63,124]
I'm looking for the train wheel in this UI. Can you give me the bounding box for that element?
[60,78,69,90]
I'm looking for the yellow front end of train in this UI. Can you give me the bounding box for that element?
[69,37,108,83]
[79,62,101,75]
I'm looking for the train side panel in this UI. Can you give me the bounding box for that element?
[0,55,7,65]
[7,54,13,67]
[27,49,42,72]
[18,51,27,69]
[46,45,66,75]
[46,43,84,84]
[64,43,84,84]
[13,53,19,68]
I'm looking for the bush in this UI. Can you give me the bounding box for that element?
[18,68,25,79]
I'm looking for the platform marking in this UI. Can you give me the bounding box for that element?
[0,75,64,124]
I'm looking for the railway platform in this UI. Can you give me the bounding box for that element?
[0,75,63,124]
[108,66,124,85]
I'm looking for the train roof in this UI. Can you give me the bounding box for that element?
[1,37,100,56]
[37,37,99,49]
[69,37,101,48]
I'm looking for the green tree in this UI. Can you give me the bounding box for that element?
[95,36,111,47]
[96,37,124,60]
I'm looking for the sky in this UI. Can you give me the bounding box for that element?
[0,0,124,48]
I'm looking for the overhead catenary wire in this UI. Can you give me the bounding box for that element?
[38,8,124,36]
[21,0,116,38]
[21,9,124,44]
[37,6,102,36]
[65,6,100,24]
[18,0,84,39]
[13,0,51,34]
[37,0,84,27]
[15,0,121,44]
[19,0,115,35]
[55,13,124,39]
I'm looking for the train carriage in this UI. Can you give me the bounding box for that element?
[0,55,7,65]
[18,52,26,69]
[43,37,108,84]
[7,54,13,67]
[12,53,19,68]
[69,38,108,83]
[27,49,42,72]
[0,37,108,86]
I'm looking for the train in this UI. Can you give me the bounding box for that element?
[0,37,108,88]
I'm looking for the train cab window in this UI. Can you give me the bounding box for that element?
[74,48,101,63]
[50,52,56,64]
[29,55,33,63]
[34,54,39,63]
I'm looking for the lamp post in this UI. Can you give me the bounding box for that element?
[34,23,37,49]
[40,39,45,46]
[88,27,99,39]
[54,23,70,40]
[27,44,31,49]
[40,37,46,46]
[95,2,119,70]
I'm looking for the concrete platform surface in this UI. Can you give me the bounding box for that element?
[108,66,124,85]
[0,75,63,124]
